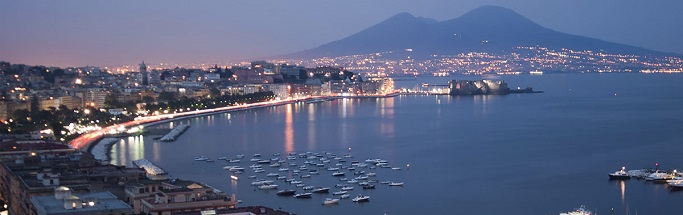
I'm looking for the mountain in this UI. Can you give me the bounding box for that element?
[285,6,675,59]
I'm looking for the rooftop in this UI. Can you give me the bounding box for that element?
[30,191,133,215]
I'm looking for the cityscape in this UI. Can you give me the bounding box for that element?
[1,1,682,215]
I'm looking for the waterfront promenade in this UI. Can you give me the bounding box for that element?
[69,93,399,152]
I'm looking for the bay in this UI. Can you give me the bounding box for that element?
[110,73,683,214]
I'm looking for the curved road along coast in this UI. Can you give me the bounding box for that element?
[69,93,398,151]
[69,98,304,150]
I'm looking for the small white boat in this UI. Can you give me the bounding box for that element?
[290,180,303,184]
[228,159,241,163]
[327,167,339,171]
[278,168,289,172]
[300,174,311,178]
[332,191,348,195]
[559,205,593,215]
[236,154,245,158]
[251,180,274,186]
[228,167,244,172]
[253,154,261,157]
[222,165,239,170]
[293,193,312,198]
[340,194,350,199]
[347,179,358,184]
[249,164,262,168]
[332,172,345,176]
[254,169,265,173]
[389,182,404,186]
[266,173,279,177]
[218,157,227,160]
[269,163,281,167]
[352,195,370,202]
[303,186,314,190]
[194,156,209,161]
[608,167,630,179]
[277,176,287,180]
[341,186,354,191]
[322,198,340,205]
[258,184,278,190]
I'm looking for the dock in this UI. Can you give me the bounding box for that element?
[159,124,190,142]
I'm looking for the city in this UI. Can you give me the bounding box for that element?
[1,1,683,215]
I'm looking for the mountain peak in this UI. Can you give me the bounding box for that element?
[285,6,666,59]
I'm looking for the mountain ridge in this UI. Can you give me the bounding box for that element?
[282,5,679,59]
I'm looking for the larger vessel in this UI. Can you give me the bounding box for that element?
[608,167,630,179]
[559,205,592,215]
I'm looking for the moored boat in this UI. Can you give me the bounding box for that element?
[322,198,340,205]
[352,194,370,202]
[312,187,330,193]
[293,193,312,198]
[559,205,592,215]
[389,182,404,186]
[608,167,630,180]
[276,190,296,196]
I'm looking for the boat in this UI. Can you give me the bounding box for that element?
[327,167,339,171]
[269,163,281,167]
[332,172,345,176]
[389,182,404,186]
[391,167,401,170]
[312,187,330,193]
[266,173,279,177]
[669,180,683,190]
[222,165,239,170]
[253,154,261,157]
[249,158,260,162]
[249,164,262,168]
[608,167,630,180]
[194,156,209,161]
[303,186,314,190]
[332,191,348,195]
[276,176,286,180]
[362,184,376,189]
[218,157,227,160]
[236,154,245,158]
[645,171,675,182]
[300,174,311,178]
[228,167,244,172]
[205,159,215,162]
[276,190,296,196]
[228,159,240,163]
[305,98,324,104]
[380,181,391,184]
[278,168,289,172]
[258,160,272,164]
[251,180,274,186]
[347,179,358,184]
[340,194,350,199]
[559,205,593,215]
[341,186,354,191]
[293,193,312,198]
[322,198,340,205]
[258,184,278,190]
[290,180,303,184]
[352,195,370,202]
[254,169,265,173]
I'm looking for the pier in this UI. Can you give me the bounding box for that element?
[159,124,190,142]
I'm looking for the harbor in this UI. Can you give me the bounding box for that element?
[195,151,406,206]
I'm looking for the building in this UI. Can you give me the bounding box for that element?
[0,147,145,215]
[125,179,237,215]
[139,61,149,86]
[30,187,133,215]
[449,79,510,95]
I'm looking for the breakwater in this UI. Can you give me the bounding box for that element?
[159,124,190,142]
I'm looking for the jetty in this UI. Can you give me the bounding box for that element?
[133,159,167,176]
[159,124,190,142]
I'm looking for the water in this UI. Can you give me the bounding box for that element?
[111,73,683,214]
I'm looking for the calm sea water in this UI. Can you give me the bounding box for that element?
[111,73,683,215]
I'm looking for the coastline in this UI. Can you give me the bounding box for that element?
[80,94,398,163]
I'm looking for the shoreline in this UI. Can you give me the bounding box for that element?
[82,93,399,163]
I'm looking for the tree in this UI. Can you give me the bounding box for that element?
[104,93,121,108]
[158,92,176,102]
[209,87,221,98]
[30,96,41,114]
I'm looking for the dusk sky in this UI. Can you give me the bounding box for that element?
[1,0,682,67]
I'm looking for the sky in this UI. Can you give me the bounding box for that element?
[1,0,682,67]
